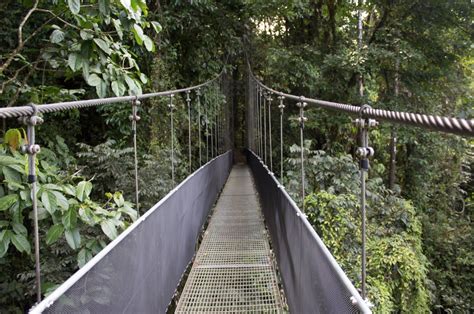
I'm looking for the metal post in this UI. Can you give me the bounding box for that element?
[20,104,43,303]
[268,93,273,172]
[297,100,307,209]
[263,91,267,164]
[130,98,141,215]
[256,85,261,156]
[205,101,209,162]
[169,94,175,185]
[355,105,377,301]
[278,96,285,179]
[186,91,192,173]
[197,88,202,166]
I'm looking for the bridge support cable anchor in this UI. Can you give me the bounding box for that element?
[130,98,141,215]
[196,88,202,166]
[186,91,192,173]
[19,103,44,303]
[267,93,273,172]
[278,96,285,180]
[169,94,175,185]
[297,99,307,210]
[354,104,378,302]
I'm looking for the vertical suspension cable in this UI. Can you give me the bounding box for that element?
[205,96,209,162]
[130,98,141,216]
[268,93,273,172]
[169,94,175,185]
[258,86,263,157]
[20,104,43,303]
[263,91,267,164]
[278,96,285,180]
[197,88,202,166]
[358,0,367,301]
[186,91,192,173]
[297,100,307,209]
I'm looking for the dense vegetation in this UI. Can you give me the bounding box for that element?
[0,0,472,312]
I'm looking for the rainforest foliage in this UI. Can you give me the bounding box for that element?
[0,0,472,312]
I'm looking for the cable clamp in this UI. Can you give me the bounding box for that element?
[19,103,42,156]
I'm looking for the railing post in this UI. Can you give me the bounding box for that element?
[169,94,175,185]
[130,98,141,215]
[297,99,307,209]
[186,91,192,173]
[354,105,377,301]
[19,104,43,303]
[278,96,285,180]
[267,93,273,172]
[197,88,202,166]
[257,85,261,157]
[263,91,267,164]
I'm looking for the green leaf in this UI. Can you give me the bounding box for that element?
[143,35,154,52]
[78,207,96,225]
[68,0,81,14]
[41,190,57,215]
[62,208,77,229]
[0,194,18,211]
[0,230,11,257]
[112,19,123,40]
[87,74,101,87]
[120,0,131,11]
[151,21,162,33]
[65,228,81,250]
[50,29,65,44]
[132,24,144,45]
[12,223,27,235]
[96,80,107,98]
[139,73,148,84]
[46,224,64,245]
[113,192,124,207]
[3,167,22,184]
[0,155,23,166]
[76,181,92,202]
[100,220,117,240]
[80,30,94,40]
[111,80,126,96]
[53,191,69,211]
[77,247,93,268]
[68,53,78,71]
[119,203,137,221]
[3,129,22,151]
[11,233,31,254]
[98,0,111,15]
[93,38,111,55]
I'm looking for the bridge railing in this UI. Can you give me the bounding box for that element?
[1,70,229,306]
[246,61,473,310]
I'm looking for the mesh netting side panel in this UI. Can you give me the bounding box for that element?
[247,150,368,314]
[36,152,232,314]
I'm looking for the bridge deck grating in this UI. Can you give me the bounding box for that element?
[176,164,287,313]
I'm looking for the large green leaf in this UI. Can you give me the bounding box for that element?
[0,230,12,257]
[96,80,107,98]
[119,203,137,221]
[132,24,144,45]
[11,233,31,254]
[12,223,27,235]
[76,181,93,201]
[143,35,155,52]
[93,38,111,55]
[101,220,118,240]
[87,74,102,87]
[111,80,126,96]
[3,167,22,184]
[50,29,65,44]
[0,194,18,211]
[68,0,81,14]
[46,224,64,245]
[0,155,23,166]
[65,228,81,250]
[62,208,77,230]
[53,191,69,211]
[41,190,57,215]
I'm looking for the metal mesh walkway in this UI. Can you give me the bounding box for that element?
[176,164,287,313]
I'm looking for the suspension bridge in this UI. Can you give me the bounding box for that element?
[0,62,472,314]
